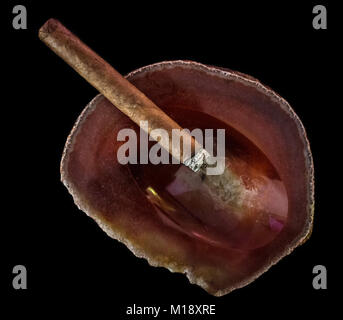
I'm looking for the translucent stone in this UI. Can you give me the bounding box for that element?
[129,109,288,250]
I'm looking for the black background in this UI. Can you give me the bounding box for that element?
[3,0,338,318]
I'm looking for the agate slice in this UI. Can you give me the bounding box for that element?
[61,60,314,296]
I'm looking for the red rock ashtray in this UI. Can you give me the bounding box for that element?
[40,19,314,296]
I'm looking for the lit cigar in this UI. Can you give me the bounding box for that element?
[39,18,210,171]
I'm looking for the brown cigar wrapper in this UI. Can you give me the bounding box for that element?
[39,18,202,164]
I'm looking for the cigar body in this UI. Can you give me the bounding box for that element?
[39,19,204,165]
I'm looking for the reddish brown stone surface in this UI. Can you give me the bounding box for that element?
[61,61,314,295]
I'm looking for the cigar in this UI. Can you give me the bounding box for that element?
[39,18,210,171]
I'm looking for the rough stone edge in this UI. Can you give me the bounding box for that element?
[60,94,213,294]
[61,60,315,297]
